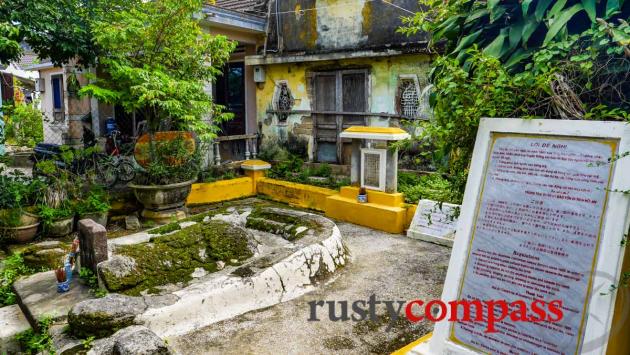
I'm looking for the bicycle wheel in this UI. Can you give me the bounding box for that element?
[117,159,136,183]
[96,161,118,187]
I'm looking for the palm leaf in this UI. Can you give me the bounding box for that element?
[484,29,509,58]
[522,17,540,45]
[606,0,620,17]
[505,48,533,68]
[522,0,534,15]
[548,0,568,18]
[535,0,554,20]
[452,29,483,54]
[544,4,584,45]
[581,0,597,22]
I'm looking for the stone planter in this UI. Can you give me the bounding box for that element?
[45,217,75,238]
[79,211,108,227]
[0,211,40,243]
[128,179,195,212]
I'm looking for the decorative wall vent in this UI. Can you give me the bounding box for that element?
[399,79,420,119]
[276,82,294,123]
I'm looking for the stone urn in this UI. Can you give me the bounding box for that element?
[45,216,75,238]
[0,211,40,243]
[128,179,195,223]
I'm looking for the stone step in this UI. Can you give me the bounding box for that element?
[13,270,94,329]
[0,304,31,354]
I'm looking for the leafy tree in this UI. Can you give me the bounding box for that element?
[0,0,136,66]
[79,0,235,140]
[0,22,21,64]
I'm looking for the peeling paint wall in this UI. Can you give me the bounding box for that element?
[268,0,427,54]
[256,54,432,159]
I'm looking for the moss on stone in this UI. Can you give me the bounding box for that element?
[149,222,181,235]
[231,266,254,277]
[101,221,253,296]
[68,310,134,339]
[323,336,356,351]
[245,208,319,241]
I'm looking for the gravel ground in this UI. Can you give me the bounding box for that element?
[169,221,451,355]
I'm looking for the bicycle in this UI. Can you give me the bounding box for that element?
[94,130,136,187]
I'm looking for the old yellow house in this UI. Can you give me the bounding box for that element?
[245,0,433,164]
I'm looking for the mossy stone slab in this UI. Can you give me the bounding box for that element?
[13,270,93,327]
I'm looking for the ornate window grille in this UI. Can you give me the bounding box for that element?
[400,79,420,119]
[277,83,293,123]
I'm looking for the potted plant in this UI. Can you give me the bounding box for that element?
[75,187,110,227]
[76,0,235,221]
[128,133,199,220]
[0,167,43,243]
[34,158,80,236]
[39,203,75,238]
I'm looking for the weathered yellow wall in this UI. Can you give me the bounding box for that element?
[256,177,337,211]
[187,177,255,205]
[256,54,432,159]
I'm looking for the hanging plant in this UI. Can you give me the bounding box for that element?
[66,71,81,98]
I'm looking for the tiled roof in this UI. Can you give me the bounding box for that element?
[212,0,268,16]
[18,51,39,68]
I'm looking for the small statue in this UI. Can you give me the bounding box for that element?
[55,237,80,293]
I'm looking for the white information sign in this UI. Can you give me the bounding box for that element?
[412,119,630,355]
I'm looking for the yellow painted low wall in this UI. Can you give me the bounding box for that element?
[186,177,255,205]
[256,177,337,212]
[184,171,416,236]
[325,186,415,234]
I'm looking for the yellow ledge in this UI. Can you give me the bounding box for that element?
[256,177,337,212]
[187,177,255,205]
[344,126,409,134]
[391,332,432,355]
[325,194,407,234]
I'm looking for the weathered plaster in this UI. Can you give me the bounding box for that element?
[255,54,432,155]
[269,0,427,54]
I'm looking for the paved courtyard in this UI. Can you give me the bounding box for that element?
[170,222,451,355]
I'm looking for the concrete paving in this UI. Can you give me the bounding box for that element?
[169,222,451,355]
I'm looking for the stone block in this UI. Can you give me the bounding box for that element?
[124,215,141,231]
[78,219,108,274]
[0,304,31,354]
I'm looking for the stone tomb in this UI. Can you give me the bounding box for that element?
[410,118,630,355]
[407,199,460,247]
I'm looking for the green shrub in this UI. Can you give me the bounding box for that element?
[15,316,54,354]
[5,102,44,148]
[75,187,110,216]
[135,135,200,185]
[258,138,290,162]
[398,172,461,205]
[0,167,45,227]
[1,253,36,306]
[38,203,74,227]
